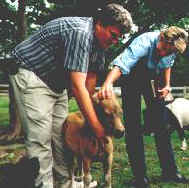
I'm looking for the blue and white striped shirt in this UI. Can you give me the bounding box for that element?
[113,31,176,76]
[12,17,105,78]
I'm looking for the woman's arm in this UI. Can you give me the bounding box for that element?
[98,66,122,99]
[157,67,172,98]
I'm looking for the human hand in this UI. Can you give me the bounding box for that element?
[93,125,105,139]
[157,86,171,99]
[164,92,174,102]
[97,83,113,100]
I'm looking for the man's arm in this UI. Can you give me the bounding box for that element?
[70,71,105,138]
[85,72,98,95]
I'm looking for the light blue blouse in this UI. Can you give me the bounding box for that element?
[113,31,176,75]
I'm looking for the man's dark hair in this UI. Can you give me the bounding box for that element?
[96,3,133,33]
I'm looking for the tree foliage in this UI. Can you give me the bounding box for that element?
[1,0,189,84]
[0,0,189,142]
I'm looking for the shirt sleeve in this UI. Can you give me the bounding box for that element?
[158,53,176,70]
[113,34,151,75]
[63,30,92,73]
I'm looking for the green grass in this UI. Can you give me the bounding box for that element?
[1,96,189,187]
[68,98,79,113]
[0,96,9,128]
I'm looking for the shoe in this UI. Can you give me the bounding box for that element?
[161,172,189,183]
[131,176,150,188]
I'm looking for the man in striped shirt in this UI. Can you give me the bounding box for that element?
[10,3,133,188]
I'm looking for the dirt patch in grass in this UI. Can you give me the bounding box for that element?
[0,143,26,165]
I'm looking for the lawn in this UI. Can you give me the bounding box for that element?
[0,96,189,187]
[0,96,9,128]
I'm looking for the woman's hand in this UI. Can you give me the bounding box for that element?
[157,86,171,99]
[97,66,122,100]
[97,83,113,100]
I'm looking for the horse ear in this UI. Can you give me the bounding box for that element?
[92,93,100,104]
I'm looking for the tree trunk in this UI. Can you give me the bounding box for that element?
[0,0,26,143]
[16,0,27,43]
